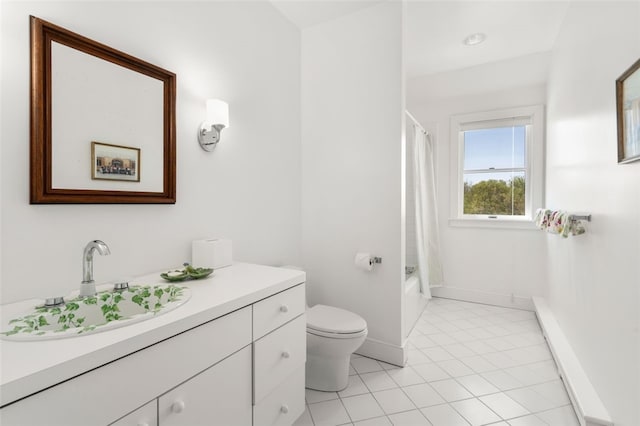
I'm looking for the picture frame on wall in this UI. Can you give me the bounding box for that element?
[616,58,640,164]
[91,142,141,182]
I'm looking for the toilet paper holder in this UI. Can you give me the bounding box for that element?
[355,253,382,271]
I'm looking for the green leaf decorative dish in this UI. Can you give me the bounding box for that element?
[188,268,214,279]
[159,271,190,282]
[160,263,214,282]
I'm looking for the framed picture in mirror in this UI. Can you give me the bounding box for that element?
[91,142,141,183]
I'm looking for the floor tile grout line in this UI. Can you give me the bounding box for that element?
[450,375,568,402]
[350,382,570,424]
[418,319,542,335]
[413,347,556,372]
[305,401,317,426]
[448,391,507,425]
[336,370,385,424]
[368,374,418,414]
[414,335,549,352]
[426,338,547,349]
[349,370,562,412]
[401,360,564,394]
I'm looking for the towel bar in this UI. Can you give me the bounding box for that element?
[568,214,591,222]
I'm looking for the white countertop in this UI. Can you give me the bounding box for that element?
[0,263,305,407]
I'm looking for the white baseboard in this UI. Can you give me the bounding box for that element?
[431,286,535,311]
[533,297,613,426]
[356,337,407,367]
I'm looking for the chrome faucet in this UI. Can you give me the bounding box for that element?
[80,240,111,297]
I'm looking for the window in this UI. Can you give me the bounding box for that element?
[449,105,544,228]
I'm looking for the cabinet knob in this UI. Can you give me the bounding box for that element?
[171,400,185,414]
[280,404,289,414]
[281,350,290,359]
[280,305,289,313]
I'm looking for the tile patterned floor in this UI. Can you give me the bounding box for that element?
[293,298,580,426]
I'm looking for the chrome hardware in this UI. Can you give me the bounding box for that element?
[80,240,111,298]
[198,124,225,151]
[42,297,64,308]
[569,214,592,222]
[113,281,129,291]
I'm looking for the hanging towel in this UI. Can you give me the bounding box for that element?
[536,209,586,238]
[548,210,568,235]
[534,208,551,230]
[570,220,586,237]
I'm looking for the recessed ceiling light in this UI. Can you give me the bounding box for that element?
[463,33,487,46]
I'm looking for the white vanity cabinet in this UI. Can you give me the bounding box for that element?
[252,284,306,426]
[0,274,306,426]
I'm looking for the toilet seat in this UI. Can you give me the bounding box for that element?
[307,304,367,339]
[307,327,368,339]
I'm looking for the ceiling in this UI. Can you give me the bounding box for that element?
[270,1,386,29]
[269,0,570,79]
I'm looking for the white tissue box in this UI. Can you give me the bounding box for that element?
[192,239,232,269]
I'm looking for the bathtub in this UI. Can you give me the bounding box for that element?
[404,267,428,337]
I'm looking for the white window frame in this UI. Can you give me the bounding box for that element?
[449,105,544,229]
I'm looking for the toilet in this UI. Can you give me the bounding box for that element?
[305,304,368,391]
[280,265,368,391]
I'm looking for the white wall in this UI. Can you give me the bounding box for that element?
[301,2,405,363]
[0,1,301,303]
[407,54,549,307]
[545,2,640,425]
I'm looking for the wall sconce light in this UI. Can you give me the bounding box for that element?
[198,99,229,151]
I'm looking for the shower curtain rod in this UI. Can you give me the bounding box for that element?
[405,110,427,135]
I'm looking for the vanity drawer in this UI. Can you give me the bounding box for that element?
[254,365,305,426]
[254,314,306,403]
[253,284,305,339]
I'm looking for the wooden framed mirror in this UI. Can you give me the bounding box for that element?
[30,16,176,203]
[616,57,640,164]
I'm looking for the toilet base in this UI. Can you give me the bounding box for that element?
[305,353,351,392]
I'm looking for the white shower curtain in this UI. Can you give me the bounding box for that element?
[413,126,444,297]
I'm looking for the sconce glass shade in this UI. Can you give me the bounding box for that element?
[199,99,229,151]
[206,99,229,128]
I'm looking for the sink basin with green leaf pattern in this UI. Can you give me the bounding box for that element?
[1,284,190,341]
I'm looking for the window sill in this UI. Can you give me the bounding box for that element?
[448,218,538,230]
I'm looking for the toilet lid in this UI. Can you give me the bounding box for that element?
[307,304,367,334]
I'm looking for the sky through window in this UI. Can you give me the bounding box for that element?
[463,126,525,184]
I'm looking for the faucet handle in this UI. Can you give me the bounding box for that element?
[113,281,130,291]
[37,297,65,309]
